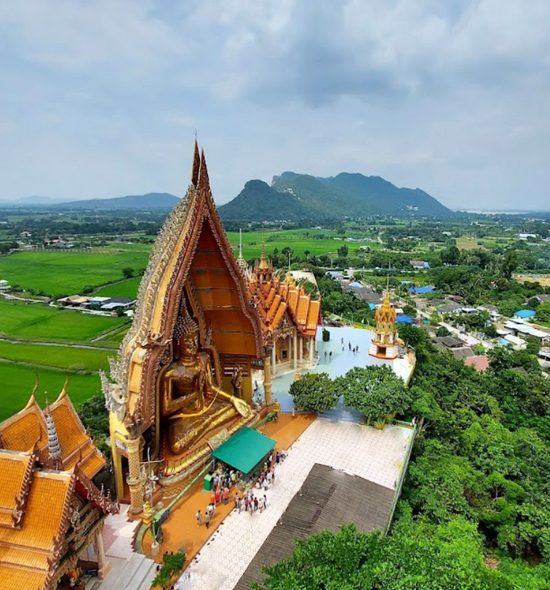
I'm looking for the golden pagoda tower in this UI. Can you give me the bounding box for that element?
[369,288,398,359]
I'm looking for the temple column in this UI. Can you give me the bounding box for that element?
[264,355,273,406]
[271,344,277,377]
[96,526,110,579]
[126,436,144,515]
[293,331,298,370]
[309,338,314,363]
[299,335,303,363]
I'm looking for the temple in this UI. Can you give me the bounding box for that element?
[368,288,399,359]
[0,384,118,589]
[104,142,315,513]
[245,242,320,376]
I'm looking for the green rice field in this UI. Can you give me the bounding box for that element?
[226,229,371,258]
[0,341,111,372]
[93,276,141,299]
[0,363,101,421]
[0,244,151,298]
[0,299,129,342]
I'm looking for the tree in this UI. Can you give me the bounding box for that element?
[436,325,451,337]
[337,244,348,258]
[255,520,502,590]
[335,365,410,423]
[289,373,337,413]
[122,266,134,279]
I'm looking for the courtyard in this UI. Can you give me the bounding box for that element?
[271,325,415,414]
[178,417,415,590]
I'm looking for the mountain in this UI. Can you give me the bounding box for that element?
[216,180,312,222]
[219,172,452,222]
[56,192,180,210]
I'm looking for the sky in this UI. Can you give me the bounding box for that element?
[0,0,549,210]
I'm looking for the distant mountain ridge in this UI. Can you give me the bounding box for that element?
[57,192,180,210]
[219,171,451,221]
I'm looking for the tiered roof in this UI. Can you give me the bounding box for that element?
[248,247,320,339]
[0,386,105,479]
[0,385,116,589]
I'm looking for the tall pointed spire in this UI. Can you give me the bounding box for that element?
[198,148,210,193]
[237,228,248,272]
[258,240,268,269]
[191,139,201,188]
[44,396,62,468]
[24,374,40,410]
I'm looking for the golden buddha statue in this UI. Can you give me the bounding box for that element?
[160,307,252,454]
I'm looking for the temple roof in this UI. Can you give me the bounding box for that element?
[248,269,321,338]
[0,389,117,589]
[0,462,73,589]
[110,142,266,429]
[0,386,106,480]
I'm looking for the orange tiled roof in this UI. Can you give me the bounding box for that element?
[0,451,33,529]
[0,465,73,589]
[0,390,105,481]
[247,269,320,338]
[0,400,48,452]
[48,395,105,479]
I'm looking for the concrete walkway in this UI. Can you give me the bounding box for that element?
[180,418,413,590]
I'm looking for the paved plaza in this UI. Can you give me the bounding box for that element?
[180,417,414,590]
[272,325,414,413]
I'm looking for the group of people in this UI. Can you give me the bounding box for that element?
[342,338,360,354]
[195,450,287,529]
[323,338,361,362]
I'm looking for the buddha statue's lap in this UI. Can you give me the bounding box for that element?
[160,310,251,455]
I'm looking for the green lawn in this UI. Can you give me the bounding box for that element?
[0,299,129,342]
[0,341,111,372]
[0,244,151,298]
[93,276,141,299]
[0,362,101,421]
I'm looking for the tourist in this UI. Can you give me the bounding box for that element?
[205,511,210,529]
[348,342,351,351]
[329,351,332,360]
[254,497,259,512]
[215,487,221,505]
[263,478,269,491]
[223,486,229,504]
[195,509,202,526]
[264,494,267,509]
[259,496,265,513]
[341,337,344,344]
[324,351,327,361]
[271,467,276,485]
[210,491,216,506]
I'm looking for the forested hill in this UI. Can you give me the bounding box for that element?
[219,171,452,222]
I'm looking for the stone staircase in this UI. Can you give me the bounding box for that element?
[89,552,158,590]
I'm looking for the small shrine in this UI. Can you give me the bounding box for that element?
[369,289,398,359]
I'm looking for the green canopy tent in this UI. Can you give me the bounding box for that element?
[211,427,276,474]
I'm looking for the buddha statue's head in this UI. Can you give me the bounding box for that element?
[173,312,199,362]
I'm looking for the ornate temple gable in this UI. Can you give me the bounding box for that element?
[108,143,265,429]
[0,386,105,485]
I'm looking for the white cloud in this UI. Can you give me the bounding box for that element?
[0,0,549,209]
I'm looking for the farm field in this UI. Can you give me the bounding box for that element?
[0,243,151,297]
[94,276,141,299]
[226,229,373,258]
[0,341,111,372]
[0,362,100,421]
[0,299,129,342]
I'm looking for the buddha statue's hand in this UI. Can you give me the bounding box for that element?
[231,395,252,418]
